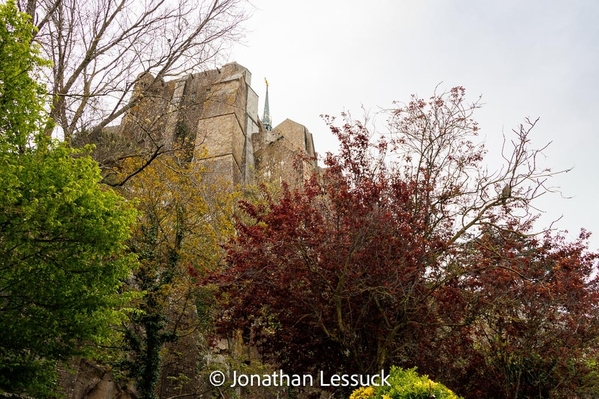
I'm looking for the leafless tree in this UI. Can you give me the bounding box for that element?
[20,0,248,144]
[386,87,571,244]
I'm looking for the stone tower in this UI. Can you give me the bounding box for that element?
[115,62,316,186]
[61,62,319,399]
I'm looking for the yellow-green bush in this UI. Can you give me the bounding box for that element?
[349,367,462,399]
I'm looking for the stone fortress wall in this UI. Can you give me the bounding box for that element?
[118,61,317,185]
[60,63,319,399]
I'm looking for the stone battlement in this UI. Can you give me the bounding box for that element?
[115,62,317,185]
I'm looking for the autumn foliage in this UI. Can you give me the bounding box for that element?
[209,88,599,397]
[115,152,239,398]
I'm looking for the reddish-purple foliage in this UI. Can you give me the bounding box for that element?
[207,88,599,397]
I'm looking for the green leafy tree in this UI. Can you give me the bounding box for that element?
[115,153,239,399]
[0,2,137,396]
[0,0,48,148]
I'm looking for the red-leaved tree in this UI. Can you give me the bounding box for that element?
[208,87,599,397]
[423,227,599,398]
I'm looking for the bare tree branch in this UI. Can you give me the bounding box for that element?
[387,87,571,243]
[22,0,249,144]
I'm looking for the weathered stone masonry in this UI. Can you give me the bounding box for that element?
[118,61,317,185]
[60,62,318,399]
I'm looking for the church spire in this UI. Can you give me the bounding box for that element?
[262,78,272,131]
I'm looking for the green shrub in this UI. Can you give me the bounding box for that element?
[349,367,462,399]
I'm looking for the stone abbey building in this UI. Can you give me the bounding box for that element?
[109,61,317,185]
[60,63,318,399]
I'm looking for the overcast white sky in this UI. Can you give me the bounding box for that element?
[227,0,599,249]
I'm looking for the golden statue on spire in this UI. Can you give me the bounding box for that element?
[262,77,272,131]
